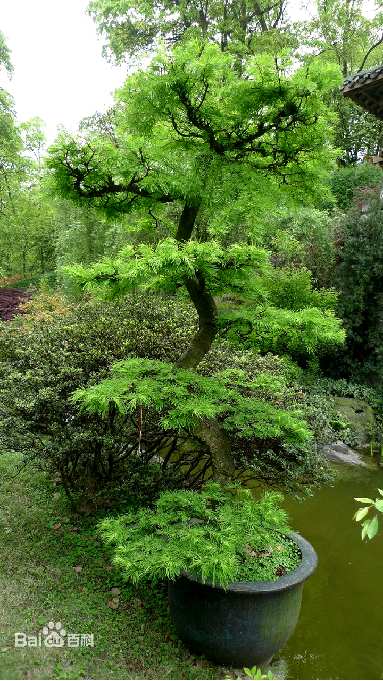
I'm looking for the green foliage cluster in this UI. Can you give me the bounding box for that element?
[267,208,337,288]
[221,305,344,363]
[354,490,383,540]
[333,195,383,383]
[251,307,344,359]
[65,238,269,298]
[330,164,383,210]
[99,483,300,587]
[0,293,332,496]
[0,294,196,500]
[244,665,274,680]
[0,185,57,278]
[73,357,311,443]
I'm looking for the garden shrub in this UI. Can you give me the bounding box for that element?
[330,193,383,384]
[222,305,344,364]
[267,208,337,288]
[218,266,344,365]
[263,267,338,312]
[0,293,196,504]
[0,293,333,501]
[330,164,383,211]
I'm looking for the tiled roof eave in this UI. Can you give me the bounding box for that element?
[342,64,383,120]
[342,65,383,93]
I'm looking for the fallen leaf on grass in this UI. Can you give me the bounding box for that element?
[108,597,119,609]
[73,565,82,574]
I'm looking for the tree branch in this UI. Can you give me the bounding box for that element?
[359,33,383,71]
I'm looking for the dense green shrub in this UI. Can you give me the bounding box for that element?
[0,293,332,499]
[263,268,338,312]
[267,209,337,288]
[330,164,383,211]
[217,267,344,365]
[99,483,300,587]
[221,306,344,364]
[0,293,196,503]
[331,194,383,383]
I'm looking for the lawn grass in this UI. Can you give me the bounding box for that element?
[0,453,231,679]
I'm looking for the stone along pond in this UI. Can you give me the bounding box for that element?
[278,459,383,680]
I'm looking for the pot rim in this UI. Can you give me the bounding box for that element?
[181,531,318,594]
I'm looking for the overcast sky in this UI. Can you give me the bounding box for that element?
[0,1,377,146]
[0,0,126,143]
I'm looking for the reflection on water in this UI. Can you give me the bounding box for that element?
[274,462,383,680]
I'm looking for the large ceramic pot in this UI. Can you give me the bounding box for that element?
[168,532,317,667]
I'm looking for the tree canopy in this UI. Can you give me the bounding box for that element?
[88,0,291,62]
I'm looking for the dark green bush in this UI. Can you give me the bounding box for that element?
[330,164,383,211]
[0,293,332,501]
[330,194,383,384]
[266,208,337,288]
[0,293,196,504]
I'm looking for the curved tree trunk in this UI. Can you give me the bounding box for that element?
[176,199,219,369]
[176,199,235,481]
[177,272,218,369]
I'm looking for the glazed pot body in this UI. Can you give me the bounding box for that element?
[168,532,317,667]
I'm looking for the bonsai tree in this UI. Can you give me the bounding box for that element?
[98,482,314,668]
[48,40,344,485]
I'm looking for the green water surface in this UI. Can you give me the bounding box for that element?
[279,462,383,680]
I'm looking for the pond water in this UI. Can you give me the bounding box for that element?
[277,461,383,680]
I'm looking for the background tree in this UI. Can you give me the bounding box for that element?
[0,31,24,215]
[308,0,383,163]
[88,0,291,63]
[19,117,46,173]
[0,30,12,75]
[0,186,56,279]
